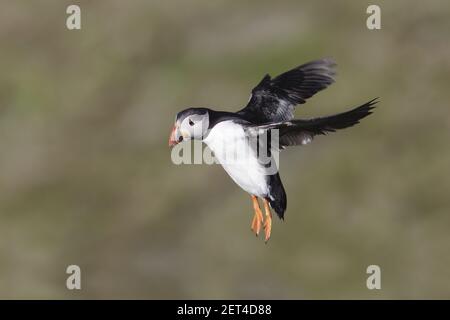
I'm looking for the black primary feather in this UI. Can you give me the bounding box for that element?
[278,98,378,148]
[246,98,378,149]
[237,58,336,124]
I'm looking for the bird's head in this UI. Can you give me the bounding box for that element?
[169,108,210,147]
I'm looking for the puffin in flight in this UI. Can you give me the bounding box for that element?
[169,59,377,242]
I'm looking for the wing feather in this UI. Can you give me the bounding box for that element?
[246,98,378,149]
[237,59,336,124]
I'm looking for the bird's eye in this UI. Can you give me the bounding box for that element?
[189,119,194,126]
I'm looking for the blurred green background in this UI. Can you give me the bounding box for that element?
[1,0,449,299]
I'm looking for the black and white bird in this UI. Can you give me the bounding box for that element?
[169,59,377,242]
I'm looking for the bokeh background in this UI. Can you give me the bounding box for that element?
[1,0,449,299]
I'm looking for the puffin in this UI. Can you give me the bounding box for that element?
[169,58,377,242]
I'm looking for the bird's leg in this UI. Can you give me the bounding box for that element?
[263,199,272,243]
[250,195,264,236]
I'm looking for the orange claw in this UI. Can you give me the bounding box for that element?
[250,195,264,236]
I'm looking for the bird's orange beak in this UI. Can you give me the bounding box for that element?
[168,124,178,147]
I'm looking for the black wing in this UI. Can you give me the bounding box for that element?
[248,98,378,149]
[237,59,336,124]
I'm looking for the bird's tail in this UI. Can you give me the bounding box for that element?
[267,173,287,219]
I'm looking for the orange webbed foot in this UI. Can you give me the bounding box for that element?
[263,199,273,243]
[250,195,264,236]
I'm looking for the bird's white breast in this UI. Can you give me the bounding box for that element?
[203,121,269,197]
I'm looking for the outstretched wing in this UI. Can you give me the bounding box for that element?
[237,59,336,124]
[247,98,378,149]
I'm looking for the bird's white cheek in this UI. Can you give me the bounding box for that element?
[180,129,190,139]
